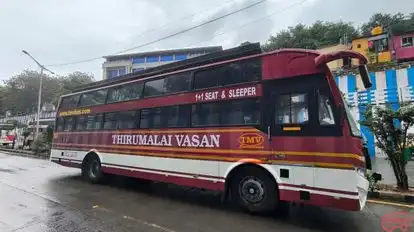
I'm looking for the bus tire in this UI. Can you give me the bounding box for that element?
[82,154,104,184]
[230,166,278,213]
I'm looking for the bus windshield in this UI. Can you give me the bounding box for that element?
[342,94,361,137]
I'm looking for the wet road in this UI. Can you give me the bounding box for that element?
[0,153,413,232]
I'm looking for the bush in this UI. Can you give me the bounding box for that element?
[31,132,51,155]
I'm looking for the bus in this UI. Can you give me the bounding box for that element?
[51,43,373,213]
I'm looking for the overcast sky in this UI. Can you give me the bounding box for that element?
[1,0,413,81]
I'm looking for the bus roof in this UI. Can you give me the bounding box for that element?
[73,43,262,93]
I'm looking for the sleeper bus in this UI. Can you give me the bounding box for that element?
[51,43,373,213]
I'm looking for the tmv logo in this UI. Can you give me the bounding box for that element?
[239,133,264,149]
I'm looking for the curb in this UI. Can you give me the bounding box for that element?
[0,148,49,160]
[368,191,414,204]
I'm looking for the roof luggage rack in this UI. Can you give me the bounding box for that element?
[73,42,262,93]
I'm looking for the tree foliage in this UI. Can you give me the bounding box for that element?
[360,103,414,190]
[0,70,94,116]
[262,21,359,51]
[263,12,413,52]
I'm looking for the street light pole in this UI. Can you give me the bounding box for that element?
[21,50,55,139]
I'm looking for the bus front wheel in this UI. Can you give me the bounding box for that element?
[230,166,278,213]
[82,155,104,184]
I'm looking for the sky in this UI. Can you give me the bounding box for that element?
[0,0,413,81]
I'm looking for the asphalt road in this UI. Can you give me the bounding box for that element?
[0,153,413,232]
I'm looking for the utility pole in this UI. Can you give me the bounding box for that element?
[22,50,55,139]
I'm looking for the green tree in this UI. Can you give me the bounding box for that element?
[0,70,95,116]
[262,21,358,51]
[360,13,406,35]
[360,103,414,190]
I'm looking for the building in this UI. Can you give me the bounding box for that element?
[351,26,391,64]
[102,46,223,79]
[390,30,414,62]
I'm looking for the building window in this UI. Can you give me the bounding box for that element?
[132,57,145,64]
[175,54,187,61]
[132,68,145,73]
[160,55,174,61]
[357,44,361,48]
[402,36,413,47]
[146,56,159,62]
[368,38,389,53]
[107,67,126,78]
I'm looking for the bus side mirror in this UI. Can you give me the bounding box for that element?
[358,65,372,89]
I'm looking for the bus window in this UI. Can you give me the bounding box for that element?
[79,89,108,107]
[143,79,165,97]
[318,93,335,125]
[103,112,117,130]
[165,105,190,127]
[117,110,139,129]
[140,108,162,128]
[86,114,103,130]
[219,59,261,86]
[60,95,80,109]
[191,102,220,126]
[164,73,191,94]
[194,68,220,90]
[276,93,308,124]
[56,117,64,131]
[75,115,88,131]
[63,117,74,131]
[221,99,261,125]
[107,83,143,103]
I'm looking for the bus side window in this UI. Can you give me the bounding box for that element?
[86,114,103,130]
[103,112,117,130]
[318,93,335,125]
[276,93,308,124]
[75,116,87,131]
[63,117,74,132]
[191,102,220,126]
[117,110,139,129]
[140,108,162,128]
[221,99,261,125]
[56,117,64,132]
[165,105,190,127]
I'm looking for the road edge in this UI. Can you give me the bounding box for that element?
[368,190,414,204]
[0,147,49,160]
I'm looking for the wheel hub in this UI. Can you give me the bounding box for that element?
[239,177,265,204]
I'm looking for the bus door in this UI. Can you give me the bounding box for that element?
[262,73,342,187]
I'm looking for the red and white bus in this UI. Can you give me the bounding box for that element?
[51,43,372,213]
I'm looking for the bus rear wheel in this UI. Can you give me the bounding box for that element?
[82,155,104,184]
[230,167,278,213]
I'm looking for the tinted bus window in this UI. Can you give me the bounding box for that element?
[75,115,88,130]
[60,95,80,109]
[103,112,117,129]
[86,114,103,130]
[118,110,139,129]
[79,89,108,107]
[56,117,64,131]
[143,79,165,97]
[276,93,308,124]
[107,83,143,103]
[220,59,261,86]
[221,99,261,125]
[164,73,191,94]
[140,108,162,128]
[64,117,74,131]
[165,105,190,127]
[194,67,220,90]
[191,102,220,126]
